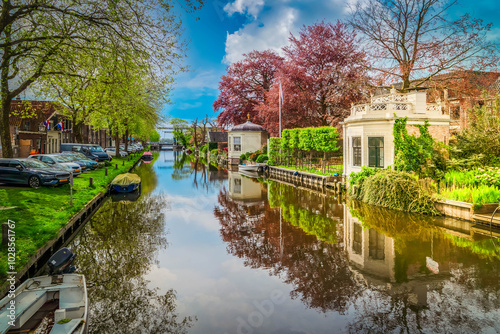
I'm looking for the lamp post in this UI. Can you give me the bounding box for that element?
[38,123,45,153]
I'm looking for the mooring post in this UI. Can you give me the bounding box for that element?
[2,223,8,246]
[115,164,118,169]
[122,160,125,166]
[89,177,93,187]
[105,168,108,176]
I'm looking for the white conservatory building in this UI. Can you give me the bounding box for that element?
[342,88,450,177]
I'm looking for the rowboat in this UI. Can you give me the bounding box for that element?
[0,248,88,334]
[110,173,141,193]
[238,163,266,173]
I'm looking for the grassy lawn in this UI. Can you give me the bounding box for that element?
[276,164,343,177]
[0,153,142,279]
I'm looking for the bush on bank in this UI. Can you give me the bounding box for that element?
[350,168,439,215]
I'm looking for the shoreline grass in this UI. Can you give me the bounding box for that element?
[276,164,343,177]
[0,153,142,279]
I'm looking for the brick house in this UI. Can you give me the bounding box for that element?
[7,99,68,157]
[2,98,112,158]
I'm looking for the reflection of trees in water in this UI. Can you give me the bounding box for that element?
[214,185,361,314]
[172,152,228,192]
[215,180,500,332]
[346,200,500,334]
[134,158,158,195]
[71,194,195,333]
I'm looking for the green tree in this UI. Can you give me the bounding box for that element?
[299,128,315,165]
[451,102,500,166]
[149,130,161,142]
[313,127,339,172]
[281,129,292,165]
[0,0,202,158]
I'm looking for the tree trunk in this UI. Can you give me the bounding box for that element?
[74,121,84,143]
[124,127,128,153]
[323,151,327,173]
[0,97,13,158]
[115,130,120,158]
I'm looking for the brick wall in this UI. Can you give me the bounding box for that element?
[406,124,450,144]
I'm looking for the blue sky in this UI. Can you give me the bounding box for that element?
[163,0,500,124]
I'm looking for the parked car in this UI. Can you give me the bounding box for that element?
[119,145,136,153]
[61,151,99,170]
[0,158,70,188]
[105,147,128,157]
[29,154,82,176]
[60,143,112,162]
[57,154,91,171]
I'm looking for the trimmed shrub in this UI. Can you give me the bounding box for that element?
[240,154,246,160]
[256,154,268,163]
[267,137,282,166]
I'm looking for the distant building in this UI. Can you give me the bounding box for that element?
[227,118,269,165]
[3,98,112,158]
[342,88,450,177]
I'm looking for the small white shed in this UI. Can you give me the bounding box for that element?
[228,119,269,165]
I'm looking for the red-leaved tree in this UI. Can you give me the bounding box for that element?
[213,50,284,128]
[280,21,368,128]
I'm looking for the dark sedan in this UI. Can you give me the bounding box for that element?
[0,158,71,188]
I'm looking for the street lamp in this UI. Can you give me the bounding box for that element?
[38,123,45,153]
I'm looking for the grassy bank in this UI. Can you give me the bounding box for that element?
[0,154,142,278]
[276,164,343,177]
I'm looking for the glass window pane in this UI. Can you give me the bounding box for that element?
[368,137,384,168]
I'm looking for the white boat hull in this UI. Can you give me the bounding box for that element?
[238,164,265,173]
[0,274,88,334]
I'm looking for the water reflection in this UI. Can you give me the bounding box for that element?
[70,160,195,334]
[215,177,500,332]
[216,180,360,314]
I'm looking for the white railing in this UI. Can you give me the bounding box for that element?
[426,104,441,113]
[351,102,412,115]
[371,93,409,104]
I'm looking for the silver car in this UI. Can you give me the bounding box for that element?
[28,154,82,176]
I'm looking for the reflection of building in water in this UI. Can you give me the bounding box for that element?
[228,171,265,203]
[344,205,396,282]
[343,205,438,307]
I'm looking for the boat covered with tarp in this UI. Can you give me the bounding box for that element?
[110,173,141,193]
[141,151,153,163]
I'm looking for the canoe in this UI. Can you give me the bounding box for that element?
[110,173,141,193]
[0,249,88,334]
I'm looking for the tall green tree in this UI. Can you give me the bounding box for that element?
[0,0,202,157]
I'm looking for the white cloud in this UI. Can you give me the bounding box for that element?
[223,7,297,64]
[179,70,220,90]
[224,0,265,18]
[222,1,349,65]
[177,102,202,110]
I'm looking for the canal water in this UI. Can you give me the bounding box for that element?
[70,150,500,334]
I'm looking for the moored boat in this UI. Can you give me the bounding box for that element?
[0,248,88,334]
[141,151,153,163]
[110,173,141,193]
[238,163,266,173]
